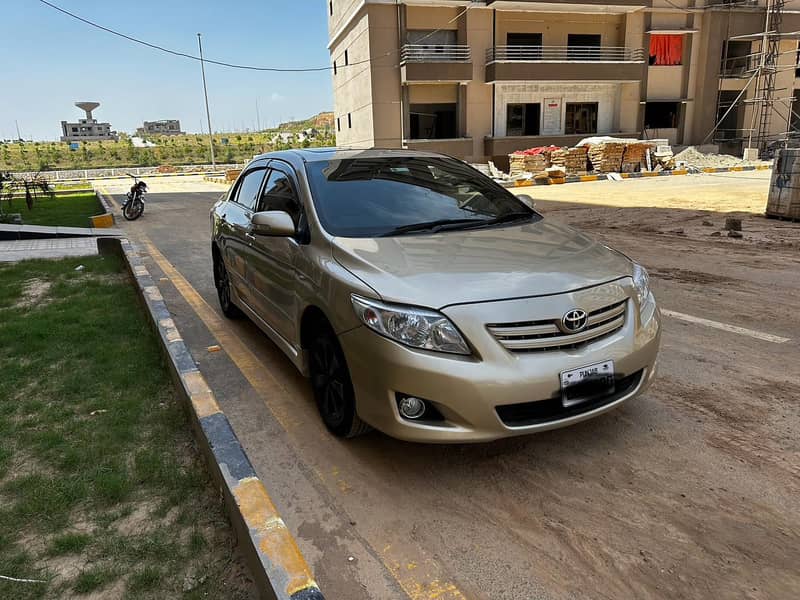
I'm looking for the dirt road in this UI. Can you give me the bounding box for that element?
[98,173,800,600]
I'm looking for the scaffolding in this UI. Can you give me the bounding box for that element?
[715,0,795,157]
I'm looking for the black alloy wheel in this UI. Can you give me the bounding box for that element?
[309,330,370,438]
[214,257,241,318]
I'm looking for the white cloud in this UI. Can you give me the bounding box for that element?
[270,92,285,102]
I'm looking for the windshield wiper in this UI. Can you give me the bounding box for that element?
[381,218,488,236]
[460,211,534,230]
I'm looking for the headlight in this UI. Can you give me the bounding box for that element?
[351,295,470,355]
[632,263,651,308]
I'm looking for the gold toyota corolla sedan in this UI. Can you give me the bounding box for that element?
[210,148,661,442]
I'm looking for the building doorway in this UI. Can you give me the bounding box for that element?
[506,103,541,136]
[409,103,457,139]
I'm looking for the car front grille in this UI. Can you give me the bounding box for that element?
[487,299,627,353]
[495,370,644,427]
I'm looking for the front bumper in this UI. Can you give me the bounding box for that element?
[338,284,661,443]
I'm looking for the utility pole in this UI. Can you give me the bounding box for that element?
[197,33,216,167]
[256,98,261,132]
[15,120,22,141]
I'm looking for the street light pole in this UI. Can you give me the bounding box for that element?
[197,33,216,168]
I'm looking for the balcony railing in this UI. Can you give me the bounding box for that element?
[720,52,761,78]
[486,45,645,63]
[400,44,471,63]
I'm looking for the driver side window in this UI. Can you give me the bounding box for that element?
[233,167,266,211]
[257,167,302,226]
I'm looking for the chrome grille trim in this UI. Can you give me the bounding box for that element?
[487,299,627,352]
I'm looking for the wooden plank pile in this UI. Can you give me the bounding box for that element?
[550,147,589,175]
[621,143,655,173]
[509,153,549,176]
[587,142,625,173]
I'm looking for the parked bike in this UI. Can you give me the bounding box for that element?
[122,174,147,220]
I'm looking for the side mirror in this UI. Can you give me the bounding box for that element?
[516,193,536,209]
[251,211,295,237]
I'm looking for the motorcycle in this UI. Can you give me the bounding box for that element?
[122,174,147,220]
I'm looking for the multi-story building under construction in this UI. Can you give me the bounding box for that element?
[327,0,800,166]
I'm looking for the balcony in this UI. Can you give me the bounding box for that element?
[485,45,646,83]
[400,44,473,83]
[720,52,760,78]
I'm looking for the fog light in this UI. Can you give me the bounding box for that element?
[398,396,426,419]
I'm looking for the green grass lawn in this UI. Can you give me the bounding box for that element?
[12,192,103,228]
[0,255,255,599]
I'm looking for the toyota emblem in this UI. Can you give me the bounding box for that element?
[561,309,588,333]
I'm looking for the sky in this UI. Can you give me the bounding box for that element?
[0,0,334,140]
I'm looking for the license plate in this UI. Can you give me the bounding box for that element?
[560,360,615,408]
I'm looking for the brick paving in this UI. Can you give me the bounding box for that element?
[0,237,99,262]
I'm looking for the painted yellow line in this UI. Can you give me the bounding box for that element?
[138,236,467,600]
[662,309,790,344]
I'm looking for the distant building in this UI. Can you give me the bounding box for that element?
[61,102,118,142]
[137,119,184,136]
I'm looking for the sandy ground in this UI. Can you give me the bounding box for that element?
[516,170,799,250]
[97,173,800,600]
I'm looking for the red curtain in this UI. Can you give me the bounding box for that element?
[650,35,683,66]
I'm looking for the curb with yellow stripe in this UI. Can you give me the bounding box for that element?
[115,237,324,600]
[504,163,772,187]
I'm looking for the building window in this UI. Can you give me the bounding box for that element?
[565,103,598,135]
[721,40,752,76]
[649,35,683,66]
[716,90,742,140]
[409,103,457,139]
[645,102,680,129]
[567,34,601,61]
[506,103,541,136]
[329,1,333,16]
[71,127,78,132]
[333,60,337,75]
[348,113,352,128]
[337,118,341,132]
[344,49,349,65]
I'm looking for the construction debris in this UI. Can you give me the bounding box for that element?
[499,138,769,184]
[672,146,755,169]
[725,217,743,231]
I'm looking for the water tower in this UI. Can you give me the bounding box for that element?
[75,101,100,122]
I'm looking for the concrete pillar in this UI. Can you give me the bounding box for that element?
[465,7,494,162]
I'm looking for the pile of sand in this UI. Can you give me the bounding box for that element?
[673,146,750,168]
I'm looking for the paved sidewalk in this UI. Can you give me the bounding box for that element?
[0,237,99,262]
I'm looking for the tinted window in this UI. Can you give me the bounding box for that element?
[258,168,302,225]
[233,168,266,210]
[305,156,537,238]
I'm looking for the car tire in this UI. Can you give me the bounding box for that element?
[214,255,242,319]
[309,328,370,438]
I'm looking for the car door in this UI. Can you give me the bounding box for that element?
[221,162,267,307]
[245,161,306,345]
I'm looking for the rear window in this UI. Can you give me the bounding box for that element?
[305,156,535,237]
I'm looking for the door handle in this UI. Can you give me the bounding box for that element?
[245,232,256,242]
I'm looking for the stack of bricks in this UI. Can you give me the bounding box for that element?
[587,142,626,173]
[550,146,589,175]
[621,143,654,173]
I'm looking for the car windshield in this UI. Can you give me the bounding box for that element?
[305,155,539,238]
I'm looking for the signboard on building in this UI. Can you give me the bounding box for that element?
[542,98,562,135]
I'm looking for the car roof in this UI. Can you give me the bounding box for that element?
[251,147,449,164]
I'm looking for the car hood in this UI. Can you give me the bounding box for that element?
[331,219,633,308]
